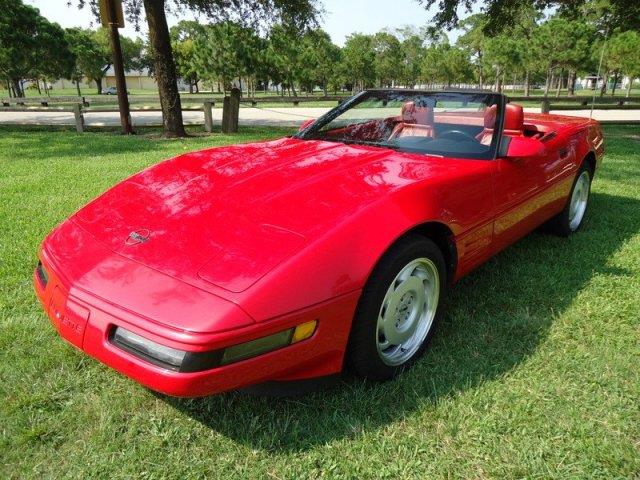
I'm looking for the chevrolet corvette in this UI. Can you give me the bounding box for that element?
[34,90,605,397]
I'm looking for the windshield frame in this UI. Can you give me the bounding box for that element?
[294,89,506,160]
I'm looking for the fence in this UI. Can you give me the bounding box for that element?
[508,95,640,113]
[1,93,639,132]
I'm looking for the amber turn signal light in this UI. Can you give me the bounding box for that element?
[291,320,317,343]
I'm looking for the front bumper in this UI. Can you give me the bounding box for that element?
[34,250,358,398]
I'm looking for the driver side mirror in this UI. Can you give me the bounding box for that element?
[504,136,546,159]
[298,119,315,132]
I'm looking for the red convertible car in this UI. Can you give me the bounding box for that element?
[34,90,604,397]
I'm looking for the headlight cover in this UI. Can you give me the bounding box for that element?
[110,320,317,373]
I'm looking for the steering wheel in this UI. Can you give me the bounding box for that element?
[438,129,477,142]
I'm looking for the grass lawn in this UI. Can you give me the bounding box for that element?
[1,125,638,479]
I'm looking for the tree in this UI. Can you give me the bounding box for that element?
[36,23,76,93]
[533,17,593,97]
[69,28,111,94]
[0,0,74,97]
[65,27,143,94]
[484,34,521,92]
[341,34,376,92]
[421,42,471,87]
[267,24,304,96]
[415,0,639,34]
[299,29,341,95]
[65,28,106,95]
[605,30,640,97]
[398,34,426,88]
[192,21,262,93]
[77,0,321,138]
[170,21,204,93]
[457,14,489,89]
[372,32,404,87]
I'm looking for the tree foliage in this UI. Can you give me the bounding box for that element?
[64,27,145,94]
[0,0,74,97]
[298,29,341,95]
[75,0,321,137]
[415,0,639,34]
[341,34,376,91]
[192,21,264,92]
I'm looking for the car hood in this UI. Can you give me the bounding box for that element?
[73,137,429,293]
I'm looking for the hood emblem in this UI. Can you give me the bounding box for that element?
[126,229,150,245]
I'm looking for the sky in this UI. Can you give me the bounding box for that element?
[25,0,463,45]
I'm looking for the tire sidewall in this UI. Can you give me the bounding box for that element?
[347,235,447,380]
[561,163,593,235]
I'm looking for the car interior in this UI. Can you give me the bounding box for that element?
[314,99,556,156]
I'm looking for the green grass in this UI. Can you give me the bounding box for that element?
[1,125,639,479]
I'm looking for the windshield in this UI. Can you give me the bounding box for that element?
[296,90,504,160]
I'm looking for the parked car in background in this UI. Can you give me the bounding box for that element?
[104,87,117,95]
[34,89,605,397]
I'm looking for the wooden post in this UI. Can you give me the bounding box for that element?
[221,88,240,133]
[104,0,133,135]
[73,103,85,133]
[203,101,213,133]
[541,98,550,114]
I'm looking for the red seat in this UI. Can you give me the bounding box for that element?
[389,101,434,139]
[476,103,524,146]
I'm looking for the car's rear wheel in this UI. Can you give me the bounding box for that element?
[548,163,592,236]
[346,234,446,380]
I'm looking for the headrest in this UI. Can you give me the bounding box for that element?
[504,103,524,131]
[483,104,497,129]
[401,101,434,125]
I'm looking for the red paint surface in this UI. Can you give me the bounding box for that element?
[34,105,604,397]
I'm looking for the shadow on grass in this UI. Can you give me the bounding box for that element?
[163,191,639,452]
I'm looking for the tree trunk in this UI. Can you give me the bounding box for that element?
[36,79,42,95]
[290,78,297,97]
[567,70,576,96]
[143,0,187,138]
[11,78,24,98]
[600,72,608,97]
[75,80,82,97]
[95,77,103,94]
[611,71,619,96]
[627,77,633,97]
[477,50,483,89]
[555,69,563,98]
[524,70,530,97]
[495,72,502,93]
[544,70,553,96]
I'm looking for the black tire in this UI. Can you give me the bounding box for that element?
[346,234,447,381]
[547,162,593,237]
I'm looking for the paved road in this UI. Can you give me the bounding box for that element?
[1,106,638,127]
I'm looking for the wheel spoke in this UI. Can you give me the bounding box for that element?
[375,257,440,366]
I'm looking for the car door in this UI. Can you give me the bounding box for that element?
[491,135,573,250]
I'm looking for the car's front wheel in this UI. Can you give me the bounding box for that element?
[346,234,446,380]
